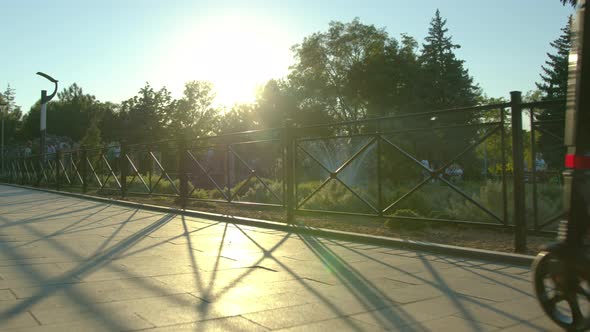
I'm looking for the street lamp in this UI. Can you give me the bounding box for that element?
[36,71,58,159]
[0,100,7,175]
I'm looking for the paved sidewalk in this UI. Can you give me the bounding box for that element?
[0,185,555,331]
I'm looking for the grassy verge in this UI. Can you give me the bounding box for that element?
[65,187,552,255]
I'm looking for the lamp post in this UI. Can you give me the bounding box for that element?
[0,100,7,175]
[36,72,58,159]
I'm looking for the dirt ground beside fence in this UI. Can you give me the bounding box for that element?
[123,194,551,256]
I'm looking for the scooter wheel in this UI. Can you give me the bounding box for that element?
[533,251,590,331]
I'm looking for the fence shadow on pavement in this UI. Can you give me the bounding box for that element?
[0,186,551,330]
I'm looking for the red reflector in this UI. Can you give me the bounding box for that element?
[565,154,590,169]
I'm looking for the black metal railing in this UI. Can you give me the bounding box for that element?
[524,100,567,232]
[0,95,566,252]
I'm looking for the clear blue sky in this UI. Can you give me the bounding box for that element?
[1,0,574,113]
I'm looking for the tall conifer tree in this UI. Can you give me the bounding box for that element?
[536,20,571,100]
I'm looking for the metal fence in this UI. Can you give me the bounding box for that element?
[0,94,566,250]
[524,100,567,232]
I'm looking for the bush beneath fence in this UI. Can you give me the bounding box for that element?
[203,177,283,203]
[95,174,563,228]
[298,181,376,213]
[385,209,432,231]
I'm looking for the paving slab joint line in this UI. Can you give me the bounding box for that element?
[27,311,42,326]
[1,183,535,266]
[238,314,274,331]
[132,312,156,329]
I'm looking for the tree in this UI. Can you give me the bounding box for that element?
[255,79,305,128]
[288,19,421,128]
[535,19,572,169]
[120,83,173,143]
[3,85,20,115]
[561,0,577,6]
[417,10,481,170]
[18,83,109,144]
[2,85,23,146]
[50,84,102,141]
[96,102,123,143]
[19,102,41,142]
[81,119,102,161]
[163,81,220,139]
[218,103,259,134]
[419,9,479,112]
[536,19,571,100]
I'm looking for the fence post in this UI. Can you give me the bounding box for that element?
[18,159,21,185]
[148,144,153,192]
[56,149,62,191]
[33,156,40,186]
[81,148,88,193]
[226,144,231,202]
[120,141,127,198]
[510,91,527,253]
[500,106,509,224]
[376,129,383,217]
[178,138,188,209]
[8,158,12,183]
[529,108,539,230]
[22,158,26,186]
[284,120,295,224]
[11,158,15,184]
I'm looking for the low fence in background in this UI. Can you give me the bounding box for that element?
[0,94,566,252]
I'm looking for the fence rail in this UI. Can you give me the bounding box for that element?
[0,95,567,252]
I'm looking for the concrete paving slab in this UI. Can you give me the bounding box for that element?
[138,317,269,332]
[0,185,556,331]
[274,316,384,331]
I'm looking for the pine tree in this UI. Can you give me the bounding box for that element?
[535,18,572,169]
[536,19,571,100]
[419,9,479,112]
[3,84,16,112]
[417,9,480,169]
[2,85,23,145]
[561,0,577,6]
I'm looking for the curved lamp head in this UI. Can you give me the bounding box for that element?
[36,72,58,83]
[36,71,59,103]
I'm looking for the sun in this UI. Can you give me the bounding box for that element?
[165,14,293,107]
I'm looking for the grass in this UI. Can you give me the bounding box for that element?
[126,195,552,255]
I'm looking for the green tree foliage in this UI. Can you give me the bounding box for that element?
[120,83,173,143]
[164,81,219,139]
[536,19,571,100]
[561,0,577,6]
[419,10,479,113]
[288,18,422,128]
[97,102,123,143]
[414,10,480,170]
[19,84,113,144]
[218,103,259,134]
[255,79,314,128]
[18,102,40,141]
[535,19,571,169]
[2,85,23,145]
[80,119,102,160]
[50,84,102,141]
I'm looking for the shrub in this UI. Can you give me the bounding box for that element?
[385,209,431,231]
[441,180,502,222]
[202,177,283,203]
[299,181,374,213]
[239,179,283,204]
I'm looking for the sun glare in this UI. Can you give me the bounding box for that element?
[165,15,293,107]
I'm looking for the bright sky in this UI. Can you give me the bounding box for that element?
[1,0,574,113]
